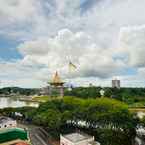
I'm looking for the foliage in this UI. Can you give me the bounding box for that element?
[65,87,145,106]
[0,97,138,145]
[0,87,38,96]
[32,96,50,102]
[27,97,137,145]
[1,86,145,107]
[140,116,145,127]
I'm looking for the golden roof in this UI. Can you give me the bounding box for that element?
[49,71,64,86]
[53,71,61,83]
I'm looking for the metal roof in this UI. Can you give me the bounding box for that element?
[63,132,91,143]
[0,116,14,124]
[0,128,29,144]
[15,142,30,145]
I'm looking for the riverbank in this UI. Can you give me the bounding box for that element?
[0,97,39,108]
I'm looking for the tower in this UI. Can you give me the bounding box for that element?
[112,79,120,89]
[48,71,65,97]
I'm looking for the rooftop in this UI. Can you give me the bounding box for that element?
[50,72,64,85]
[89,141,100,145]
[0,116,14,124]
[14,142,30,145]
[0,128,28,144]
[63,132,92,143]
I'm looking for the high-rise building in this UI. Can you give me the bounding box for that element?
[112,79,120,89]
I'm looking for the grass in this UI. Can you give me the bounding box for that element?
[129,102,145,107]
[32,95,65,102]
[32,95,76,103]
[32,96,51,102]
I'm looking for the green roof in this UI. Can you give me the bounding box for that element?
[0,128,29,143]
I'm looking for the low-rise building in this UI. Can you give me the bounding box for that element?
[60,132,100,145]
[0,116,17,129]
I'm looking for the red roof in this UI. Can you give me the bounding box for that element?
[15,142,29,145]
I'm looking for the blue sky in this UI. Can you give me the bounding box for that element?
[0,37,21,60]
[0,0,145,88]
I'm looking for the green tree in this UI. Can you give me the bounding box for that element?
[20,97,137,145]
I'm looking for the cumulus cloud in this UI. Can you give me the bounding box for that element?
[18,29,124,80]
[1,0,145,87]
[119,25,145,67]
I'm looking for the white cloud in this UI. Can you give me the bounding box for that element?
[1,0,145,87]
[18,29,124,80]
[0,0,36,21]
[119,25,145,67]
[0,60,49,88]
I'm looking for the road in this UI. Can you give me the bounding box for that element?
[18,124,51,145]
[29,127,51,145]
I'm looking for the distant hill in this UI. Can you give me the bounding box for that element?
[0,87,39,96]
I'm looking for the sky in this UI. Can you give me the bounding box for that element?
[0,0,145,88]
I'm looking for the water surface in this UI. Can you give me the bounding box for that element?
[0,97,39,108]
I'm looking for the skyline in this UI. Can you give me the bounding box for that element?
[0,0,145,88]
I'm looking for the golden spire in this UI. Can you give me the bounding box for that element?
[52,71,62,83]
[49,71,64,86]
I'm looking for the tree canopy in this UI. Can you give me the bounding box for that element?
[65,87,145,106]
[0,96,138,145]
[25,97,137,145]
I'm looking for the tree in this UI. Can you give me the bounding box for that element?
[29,97,137,145]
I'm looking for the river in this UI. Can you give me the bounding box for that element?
[0,97,39,108]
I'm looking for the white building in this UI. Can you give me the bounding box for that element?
[112,79,120,89]
[0,116,17,129]
[60,132,100,145]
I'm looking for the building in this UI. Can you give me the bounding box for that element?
[48,71,65,97]
[0,116,17,129]
[49,71,65,97]
[40,71,65,97]
[60,132,100,145]
[39,86,50,96]
[40,71,68,97]
[112,79,120,89]
[0,128,30,145]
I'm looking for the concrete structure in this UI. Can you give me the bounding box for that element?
[40,71,65,97]
[112,79,120,89]
[48,71,65,97]
[0,116,17,129]
[39,86,50,96]
[60,132,100,145]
